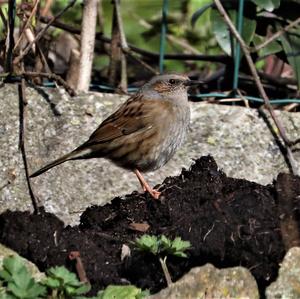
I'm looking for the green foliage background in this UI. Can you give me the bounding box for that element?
[51,0,218,72]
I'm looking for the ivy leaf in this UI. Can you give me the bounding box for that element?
[210,8,256,56]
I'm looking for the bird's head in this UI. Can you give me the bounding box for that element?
[140,74,201,103]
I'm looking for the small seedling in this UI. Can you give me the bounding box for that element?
[133,234,191,286]
[43,266,90,298]
[160,235,191,258]
[133,235,159,255]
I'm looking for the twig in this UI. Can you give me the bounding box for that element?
[159,257,172,287]
[114,0,128,91]
[18,78,40,214]
[69,251,89,284]
[124,49,158,75]
[0,7,7,31]
[283,103,299,112]
[251,16,300,53]
[136,16,201,55]
[290,138,300,146]
[36,44,51,73]
[14,0,76,65]
[41,0,53,17]
[77,0,98,92]
[236,89,250,108]
[258,71,297,87]
[203,222,215,242]
[97,0,104,33]
[38,16,229,63]
[14,0,40,51]
[213,0,299,175]
[21,71,77,96]
[5,0,16,73]
[108,2,121,87]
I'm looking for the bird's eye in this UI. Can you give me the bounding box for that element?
[169,79,176,84]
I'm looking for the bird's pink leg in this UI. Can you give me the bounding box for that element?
[134,169,161,200]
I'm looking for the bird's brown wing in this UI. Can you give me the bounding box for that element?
[81,94,173,147]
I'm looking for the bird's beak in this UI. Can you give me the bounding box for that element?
[183,80,203,87]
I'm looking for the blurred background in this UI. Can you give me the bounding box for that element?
[0,0,299,109]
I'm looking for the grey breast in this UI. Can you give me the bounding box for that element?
[151,103,190,171]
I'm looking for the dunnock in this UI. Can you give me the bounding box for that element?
[30,74,199,199]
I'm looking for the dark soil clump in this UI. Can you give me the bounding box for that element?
[0,156,297,296]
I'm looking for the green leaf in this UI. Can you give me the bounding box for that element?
[191,2,213,27]
[253,34,282,56]
[0,291,16,299]
[8,281,46,299]
[0,269,13,283]
[46,266,81,287]
[45,266,90,296]
[11,267,31,290]
[251,0,280,12]
[159,236,191,257]
[134,235,159,255]
[42,277,60,289]
[7,282,27,298]
[210,8,256,56]
[0,256,46,299]
[278,24,300,89]
[171,237,191,253]
[65,283,90,296]
[173,251,188,258]
[98,285,144,299]
[160,235,172,250]
[137,290,150,299]
[0,256,25,282]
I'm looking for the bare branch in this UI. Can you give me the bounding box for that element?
[251,16,300,53]
[38,16,229,63]
[213,0,299,175]
[14,0,40,52]
[18,79,40,214]
[114,0,128,91]
[77,0,98,92]
[14,0,76,65]
[21,71,77,96]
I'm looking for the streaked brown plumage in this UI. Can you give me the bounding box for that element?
[30,74,199,199]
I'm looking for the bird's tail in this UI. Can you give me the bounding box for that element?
[30,148,86,178]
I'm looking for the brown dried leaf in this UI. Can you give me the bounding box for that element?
[129,222,150,232]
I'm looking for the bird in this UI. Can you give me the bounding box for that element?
[30,74,199,199]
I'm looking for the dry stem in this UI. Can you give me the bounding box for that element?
[213,0,298,175]
[77,0,98,92]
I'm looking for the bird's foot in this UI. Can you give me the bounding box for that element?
[134,169,161,200]
[147,188,161,200]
